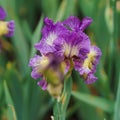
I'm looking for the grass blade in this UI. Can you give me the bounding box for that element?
[4,81,17,120]
[114,73,120,120]
[72,91,114,113]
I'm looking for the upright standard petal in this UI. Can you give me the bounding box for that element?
[80,17,93,31]
[63,16,81,32]
[35,17,68,55]
[0,7,6,20]
[63,16,92,32]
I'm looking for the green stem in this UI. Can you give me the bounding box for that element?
[53,77,72,120]
[114,73,120,120]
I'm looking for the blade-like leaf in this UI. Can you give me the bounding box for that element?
[114,73,120,120]
[4,81,17,120]
[30,16,44,57]
[72,91,114,113]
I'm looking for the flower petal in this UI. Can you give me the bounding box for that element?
[63,16,93,32]
[35,17,68,55]
[63,16,81,32]
[0,7,7,20]
[5,20,15,37]
[29,55,50,79]
[54,31,90,59]
[80,17,93,31]
[85,73,97,84]
[37,79,48,90]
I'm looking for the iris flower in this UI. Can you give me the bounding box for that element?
[29,16,102,96]
[0,6,15,37]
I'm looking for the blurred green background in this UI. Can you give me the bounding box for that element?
[0,0,120,120]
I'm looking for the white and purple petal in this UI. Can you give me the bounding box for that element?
[63,16,81,32]
[75,45,101,83]
[35,17,68,55]
[28,55,49,79]
[54,31,90,59]
[63,16,92,32]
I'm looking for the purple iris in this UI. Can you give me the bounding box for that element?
[0,6,15,37]
[29,16,102,91]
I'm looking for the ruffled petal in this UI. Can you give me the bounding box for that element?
[37,79,48,90]
[35,17,68,55]
[54,31,90,59]
[28,55,50,79]
[85,73,97,84]
[80,17,93,31]
[5,20,15,37]
[63,16,81,32]
[63,16,93,32]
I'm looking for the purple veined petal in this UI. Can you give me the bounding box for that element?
[5,20,15,37]
[31,69,42,79]
[80,17,93,31]
[0,6,7,20]
[73,57,83,72]
[63,16,81,32]
[77,31,91,59]
[63,16,93,32]
[7,20,15,29]
[56,31,90,59]
[79,67,91,75]
[90,46,102,65]
[80,45,101,75]
[35,17,68,55]
[75,45,101,84]
[35,39,56,55]
[79,48,89,59]
[85,73,97,84]
[28,54,50,79]
[37,79,48,90]
[44,17,53,27]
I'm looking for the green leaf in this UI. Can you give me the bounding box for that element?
[78,0,99,17]
[30,16,44,57]
[4,81,17,120]
[12,21,29,75]
[72,91,114,113]
[40,0,58,19]
[114,73,120,120]
[4,63,23,120]
[72,71,105,120]
[22,20,32,43]
[55,0,68,21]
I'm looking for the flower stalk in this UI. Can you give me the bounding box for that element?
[53,77,72,120]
